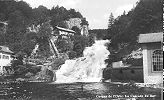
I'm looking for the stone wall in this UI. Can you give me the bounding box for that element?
[110,67,144,82]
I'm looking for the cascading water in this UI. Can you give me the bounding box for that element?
[55,40,110,83]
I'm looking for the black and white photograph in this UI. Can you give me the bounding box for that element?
[0,0,163,100]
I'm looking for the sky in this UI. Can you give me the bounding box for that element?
[21,0,139,29]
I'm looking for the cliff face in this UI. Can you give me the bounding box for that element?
[81,25,89,36]
[65,18,89,36]
[65,18,82,29]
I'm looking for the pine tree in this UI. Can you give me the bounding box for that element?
[123,10,126,15]
[108,13,114,29]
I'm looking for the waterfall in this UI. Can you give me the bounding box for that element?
[55,40,110,83]
[30,43,39,58]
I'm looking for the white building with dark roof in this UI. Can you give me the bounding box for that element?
[0,46,13,75]
[53,26,76,39]
[138,32,163,84]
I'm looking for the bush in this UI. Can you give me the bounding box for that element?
[126,58,143,66]
[0,76,6,82]
[68,51,77,59]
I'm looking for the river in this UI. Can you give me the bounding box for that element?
[0,82,162,100]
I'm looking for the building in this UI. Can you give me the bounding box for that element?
[0,46,13,75]
[138,32,163,84]
[112,61,125,68]
[53,26,75,38]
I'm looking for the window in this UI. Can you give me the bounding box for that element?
[2,55,9,59]
[3,55,5,59]
[152,50,163,72]
[6,56,9,59]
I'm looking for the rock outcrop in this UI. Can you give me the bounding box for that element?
[65,18,82,29]
[65,18,89,36]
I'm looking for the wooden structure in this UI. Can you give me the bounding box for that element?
[53,26,75,38]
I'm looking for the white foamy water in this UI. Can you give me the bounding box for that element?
[55,40,110,83]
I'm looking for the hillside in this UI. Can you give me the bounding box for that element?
[0,0,95,79]
[0,0,86,55]
[105,0,162,66]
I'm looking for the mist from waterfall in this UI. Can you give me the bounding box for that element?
[55,40,110,83]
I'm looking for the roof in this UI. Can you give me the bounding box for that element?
[0,21,8,25]
[55,26,76,33]
[0,46,13,54]
[138,32,163,43]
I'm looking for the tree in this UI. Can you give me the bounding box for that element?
[34,22,53,58]
[71,26,81,35]
[0,0,87,57]
[68,8,83,18]
[81,18,89,26]
[89,29,108,40]
[21,40,36,56]
[56,38,73,53]
[0,0,33,52]
[0,34,5,45]
[0,13,6,21]
[104,0,163,68]
[108,13,114,29]
[123,10,126,15]
[32,5,50,25]
[88,33,95,46]
[106,13,115,39]
[17,21,53,57]
[73,35,88,57]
